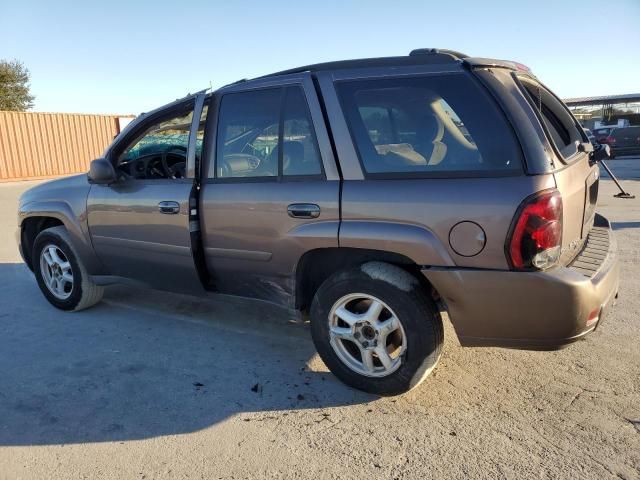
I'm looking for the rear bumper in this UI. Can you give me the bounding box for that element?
[422,214,619,350]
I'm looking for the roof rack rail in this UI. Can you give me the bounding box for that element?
[219,78,248,89]
[409,48,469,60]
[244,49,468,83]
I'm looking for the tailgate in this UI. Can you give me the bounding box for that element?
[553,152,599,265]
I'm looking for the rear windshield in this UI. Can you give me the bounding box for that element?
[336,73,523,176]
[593,128,611,136]
[518,76,584,161]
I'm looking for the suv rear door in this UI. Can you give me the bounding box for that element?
[199,74,340,306]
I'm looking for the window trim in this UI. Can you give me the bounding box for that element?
[514,73,587,166]
[186,93,208,179]
[281,86,325,178]
[108,99,197,168]
[104,97,209,182]
[335,71,525,180]
[209,84,326,183]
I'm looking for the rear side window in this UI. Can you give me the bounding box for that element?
[216,88,281,178]
[518,76,583,160]
[336,74,523,176]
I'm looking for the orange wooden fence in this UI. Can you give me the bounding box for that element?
[0,111,134,181]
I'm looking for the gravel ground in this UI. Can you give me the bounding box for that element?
[0,160,639,480]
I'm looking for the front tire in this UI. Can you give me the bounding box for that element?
[310,262,443,396]
[32,226,103,311]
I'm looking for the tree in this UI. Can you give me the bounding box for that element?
[0,59,35,111]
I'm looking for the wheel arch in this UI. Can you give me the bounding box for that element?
[19,202,105,275]
[294,247,440,311]
[20,216,64,270]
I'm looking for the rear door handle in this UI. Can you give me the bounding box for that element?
[158,201,180,214]
[287,203,320,219]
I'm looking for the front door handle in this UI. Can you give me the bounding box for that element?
[158,201,180,214]
[287,203,320,219]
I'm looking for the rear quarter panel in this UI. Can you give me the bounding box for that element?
[319,65,559,269]
[341,175,555,269]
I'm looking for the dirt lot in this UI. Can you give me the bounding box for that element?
[0,161,639,480]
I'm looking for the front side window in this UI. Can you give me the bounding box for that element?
[116,102,207,180]
[337,74,523,176]
[215,86,322,179]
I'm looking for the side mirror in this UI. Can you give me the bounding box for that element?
[88,158,117,184]
[576,140,593,154]
[591,143,611,163]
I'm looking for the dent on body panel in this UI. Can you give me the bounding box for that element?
[200,180,340,306]
[286,220,342,251]
[205,219,341,307]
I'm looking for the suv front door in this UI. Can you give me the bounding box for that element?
[87,96,207,293]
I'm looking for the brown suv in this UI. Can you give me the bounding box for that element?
[17,49,619,395]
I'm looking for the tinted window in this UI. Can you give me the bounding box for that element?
[215,87,322,179]
[282,88,322,176]
[216,88,281,178]
[337,74,522,175]
[519,77,583,159]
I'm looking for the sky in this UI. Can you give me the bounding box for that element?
[1,0,639,115]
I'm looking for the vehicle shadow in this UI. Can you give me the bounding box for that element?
[0,263,375,446]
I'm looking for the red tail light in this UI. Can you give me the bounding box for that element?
[605,135,616,144]
[586,308,600,327]
[507,190,563,270]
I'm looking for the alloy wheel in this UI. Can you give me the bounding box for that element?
[328,293,406,377]
[40,244,74,300]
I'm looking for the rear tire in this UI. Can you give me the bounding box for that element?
[310,262,443,396]
[32,226,103,311]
